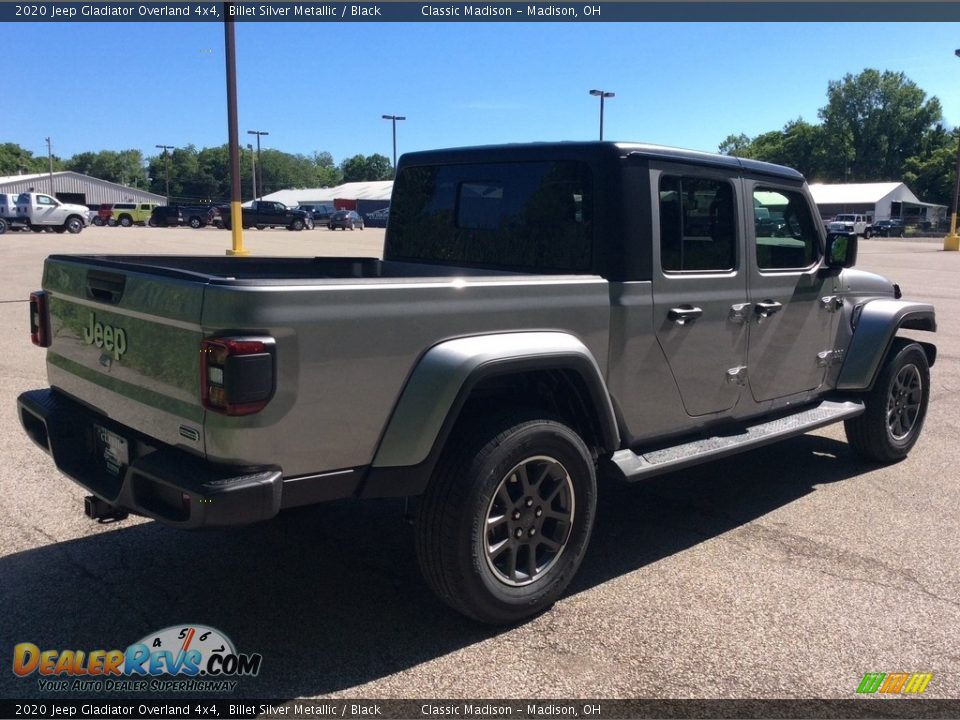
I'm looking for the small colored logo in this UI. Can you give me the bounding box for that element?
[856,672,933,695]
[13,625,261,692]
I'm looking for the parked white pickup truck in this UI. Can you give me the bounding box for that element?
[16,192,90,234]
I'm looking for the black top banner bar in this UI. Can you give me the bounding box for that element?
[3,2,960,22]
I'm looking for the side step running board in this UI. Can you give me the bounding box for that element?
[609,399,864,482]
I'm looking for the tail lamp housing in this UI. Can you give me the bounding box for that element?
[200,337,276,416]
[30,291,51,347]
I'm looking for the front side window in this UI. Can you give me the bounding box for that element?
[753,188,820,270]
[388,160,593,272]
[659,175,736,272]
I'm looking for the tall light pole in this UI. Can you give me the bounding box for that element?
[247,143,257,201]
[945,50,960,251]
[155,144,174,202]
[588,89,615,141]
[45,137,54,196]
[381,114,406,173]
[247,129,268,200]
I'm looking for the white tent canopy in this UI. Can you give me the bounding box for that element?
[260,181,393,207]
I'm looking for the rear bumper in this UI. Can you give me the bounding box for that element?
[17,388,359,529]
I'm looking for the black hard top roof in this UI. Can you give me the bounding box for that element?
[397,141,805,182]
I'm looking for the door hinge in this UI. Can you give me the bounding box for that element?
[726,366,748,385]
[820,295,843,312]
[729,303,751,324]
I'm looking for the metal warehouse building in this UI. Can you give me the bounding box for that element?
[808,182,946,224]
[0,171,165,207]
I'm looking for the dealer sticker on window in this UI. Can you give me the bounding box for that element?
[95,425,129,476]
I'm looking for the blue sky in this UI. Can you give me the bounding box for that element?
[4,20,960,166]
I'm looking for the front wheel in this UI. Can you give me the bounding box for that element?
[845,340,930,462]
[290,219,305,231]
[189,217,203,229]
[416,413,597,625]
[119,216,132,227]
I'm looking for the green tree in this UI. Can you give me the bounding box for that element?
[903,126,959,207]
[0,143,49,175]
[340,153,393,182]
[818,69,942,181]
[66,149,146,186]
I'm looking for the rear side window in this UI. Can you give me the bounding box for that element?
[388,161,593,272]
[753,188,820,269]
[659,175,736,272]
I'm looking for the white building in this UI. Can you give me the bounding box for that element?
[258,181,393,208]
[808,182,946,223]
[0,172,165,207]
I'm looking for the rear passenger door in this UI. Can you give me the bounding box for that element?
[745,182,838,402]
[651,166,749,417]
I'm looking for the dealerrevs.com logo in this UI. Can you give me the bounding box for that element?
[13,625,262,693]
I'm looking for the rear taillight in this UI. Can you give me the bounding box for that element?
[200,337,275,415]
[29,291,50,347]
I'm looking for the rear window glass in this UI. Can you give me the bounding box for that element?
[387,161,593,272]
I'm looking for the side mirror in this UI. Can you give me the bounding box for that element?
[825,231,858,269]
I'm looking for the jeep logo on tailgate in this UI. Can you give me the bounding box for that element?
[83,313,127,360]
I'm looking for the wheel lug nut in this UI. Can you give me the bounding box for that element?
[525,498,534,507]
[512,511,521,520]
[535,508,543,517]
[514,528,523,539]
[528,528,537,537]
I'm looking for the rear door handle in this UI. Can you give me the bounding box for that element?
[668,306,703,325]
[754,300,783,318]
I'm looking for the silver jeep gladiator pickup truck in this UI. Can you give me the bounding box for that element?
[19,142,936,624]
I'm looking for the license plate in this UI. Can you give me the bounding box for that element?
[95,425,129,476]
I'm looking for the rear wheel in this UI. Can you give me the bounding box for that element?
[845,340,930,462]
[189,217,203,229]
[416,413,597,624]
[0,218,7,234]
[290,219,305,231]
[53,226,66,234]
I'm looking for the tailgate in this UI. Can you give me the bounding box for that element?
[41,257,206,453]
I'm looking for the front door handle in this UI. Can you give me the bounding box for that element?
[668,306,703,325]
[754,300,783,318]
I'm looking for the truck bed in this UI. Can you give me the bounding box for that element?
[52,255,522,284]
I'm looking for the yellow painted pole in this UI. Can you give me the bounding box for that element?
[224,4,249,257]
[228,202,247,256]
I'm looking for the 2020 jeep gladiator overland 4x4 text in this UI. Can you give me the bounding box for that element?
[19,142,936,624]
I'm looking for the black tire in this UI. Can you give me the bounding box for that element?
[148,218,157,227]
[0,217,7,234]
[189,217,203,229]
[53,226,66,234]
[92,217,104,227]
[119,215,132,227]
[416,412,597,625]
[290,219,305,231]
[65,216,84,234]
[844,340,930,463]
[864,229,871,239]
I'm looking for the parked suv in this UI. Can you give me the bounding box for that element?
[111,202,160,227]
[872,219,906,237]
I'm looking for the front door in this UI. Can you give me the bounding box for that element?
[651,168,749,417]
[746,183,838,402]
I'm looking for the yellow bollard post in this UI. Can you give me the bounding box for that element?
[944,213,960,251]
[227,202,248,256]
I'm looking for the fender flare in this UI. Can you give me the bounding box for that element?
[836,299,936,391]
[362,332,620,498]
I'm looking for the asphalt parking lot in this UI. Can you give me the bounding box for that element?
[1,226,958,703]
